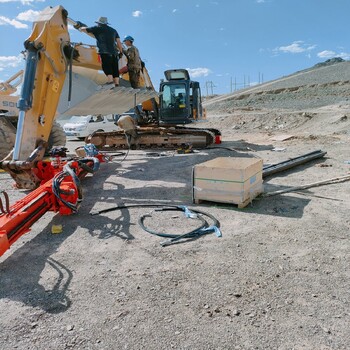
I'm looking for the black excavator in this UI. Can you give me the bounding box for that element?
[86,69,222,150]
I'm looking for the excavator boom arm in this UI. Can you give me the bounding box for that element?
[14,6,70,162]
[0,5,150,257]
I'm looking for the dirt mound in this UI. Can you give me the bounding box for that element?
[203,60,350,137]
[204,60,350,110]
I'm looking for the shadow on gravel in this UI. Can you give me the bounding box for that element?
[0,161,134,314]
[0,145,306,313]
[220,140,275,152]
[192,192,311,219]
[99,150,311,222]
[0,217,75,313]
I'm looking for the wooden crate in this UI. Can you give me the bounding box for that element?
[192,157,263,208]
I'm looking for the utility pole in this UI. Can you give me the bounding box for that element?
[230,77,237,93]
[206,81,215,95]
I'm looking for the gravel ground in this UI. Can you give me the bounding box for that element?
[1,61,350,349]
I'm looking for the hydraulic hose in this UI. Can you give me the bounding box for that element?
[78,157,100,173]
[52,161,83,213]
[91,204,221,246]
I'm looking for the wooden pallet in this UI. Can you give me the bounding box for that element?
[193,196,253,209]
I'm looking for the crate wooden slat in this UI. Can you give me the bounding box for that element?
[192,157,263,208]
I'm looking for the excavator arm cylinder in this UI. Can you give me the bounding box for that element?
[14,43,40,161]
[16,42,39,112]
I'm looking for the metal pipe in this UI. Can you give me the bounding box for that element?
[263,150,327,178]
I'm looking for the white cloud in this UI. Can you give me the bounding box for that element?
[274,41,316,54]
[16,9,40,22]
[0,15,28,29]
[338,52,350,59]
[0,0,44,4]
[186,67,212,78]
[317,50,336,58]
[172,9,178,13]
[132,10,142,17]
[256,0,266,3]
[0,55,24,72]
[317,50,350,60]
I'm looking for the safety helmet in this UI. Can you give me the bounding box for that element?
[123,35,134,43]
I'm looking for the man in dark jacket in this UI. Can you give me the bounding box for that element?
[75,17,124,87]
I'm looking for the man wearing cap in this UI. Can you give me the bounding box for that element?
[74,17,124,87]
[122,36,142,89]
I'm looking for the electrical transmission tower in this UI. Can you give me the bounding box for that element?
[205,81,216,96]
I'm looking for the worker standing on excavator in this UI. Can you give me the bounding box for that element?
[74,17,124,87]
[123,35,142,89]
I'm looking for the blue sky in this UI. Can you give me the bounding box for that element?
[1,0,349,95]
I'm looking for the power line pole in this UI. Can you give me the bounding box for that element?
[206,81,215,95]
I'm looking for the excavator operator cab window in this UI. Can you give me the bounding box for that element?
[176,93,185,105]
[161,83,186,108]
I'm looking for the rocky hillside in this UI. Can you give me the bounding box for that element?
[204,59,350,112]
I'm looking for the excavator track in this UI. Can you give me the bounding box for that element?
[86,126,219,150]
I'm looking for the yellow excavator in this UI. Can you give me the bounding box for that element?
[0,69,68,160]
[0,5,157,256]
[0,6,156,165]
[0,71,24,160]
[0,70,23,96]
[0,5,220,257]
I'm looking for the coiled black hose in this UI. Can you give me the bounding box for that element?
[91,204,221,246]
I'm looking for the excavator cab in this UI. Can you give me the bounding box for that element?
[159,69,204,124]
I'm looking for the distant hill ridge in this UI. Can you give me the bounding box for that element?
[204,58,350,108]
[312,57,345,69]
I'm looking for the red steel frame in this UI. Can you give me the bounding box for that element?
[0,154,105,257]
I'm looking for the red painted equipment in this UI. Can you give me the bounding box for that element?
[0,146,106,256]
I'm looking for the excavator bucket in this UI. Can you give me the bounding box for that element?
[58,68,158,116]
